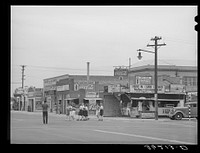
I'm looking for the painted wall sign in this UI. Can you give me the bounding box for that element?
[114,69,128,76]
[74,81,95,91]
[136,76,152,85]
[57,85,69,91]
[130,84,165,93]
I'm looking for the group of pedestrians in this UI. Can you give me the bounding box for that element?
[66,103,104,121]
[42,100,104,124]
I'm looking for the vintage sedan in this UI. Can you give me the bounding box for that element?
[168,102,197,120]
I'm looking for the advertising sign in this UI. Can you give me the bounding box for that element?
[136,76,152,85]
[130,84,165,93]
[86,91,99,98]
[74,81,95,91]
[170,84,185,93]
[114,68,128,76]
[108,84,120,93]
[57,85,69,91]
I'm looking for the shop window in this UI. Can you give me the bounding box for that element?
[183,76,197,86]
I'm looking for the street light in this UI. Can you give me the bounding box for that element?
[136,37,166,120]
[137,49,158,120]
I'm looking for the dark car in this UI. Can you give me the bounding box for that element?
[168,102,197,120]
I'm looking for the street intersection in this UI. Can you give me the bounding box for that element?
[10,111,197,144]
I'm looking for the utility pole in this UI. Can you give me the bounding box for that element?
[20,65,26,111]
[128,58,131,92]
[21,65,26,89]
[147,36,166,120]
[137,36,166,120]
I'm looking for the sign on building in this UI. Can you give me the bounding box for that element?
[86,91,98,98]
[170,84,185,93]
[74,81,95,91]
[136,76,152,85]
[57,85,69,91]
[108,84,121,93]
[114,68,128,76]
[130,84,165,93]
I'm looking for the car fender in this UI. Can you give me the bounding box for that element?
[173,110,187,118]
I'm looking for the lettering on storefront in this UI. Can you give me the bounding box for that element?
[136,76,152,85]
[130,84,165,93]
[86,92,98,98]
[114,69,128,76]
[74,81,95,91]
[57,85,69,91]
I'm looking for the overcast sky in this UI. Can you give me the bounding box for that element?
[11,6,197,95]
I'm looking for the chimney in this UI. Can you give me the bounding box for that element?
[87,62,90,83]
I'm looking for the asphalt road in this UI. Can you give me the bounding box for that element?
[10,111,197,144]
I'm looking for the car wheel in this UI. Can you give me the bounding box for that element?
[175,113,183,120]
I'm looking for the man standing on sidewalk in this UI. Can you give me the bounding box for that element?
[42,100,49,124]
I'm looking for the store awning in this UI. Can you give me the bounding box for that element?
[84,97,103,100]
[64,98,78,100]
[131,97,182,101]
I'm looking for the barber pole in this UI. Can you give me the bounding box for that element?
[188,105,191,121]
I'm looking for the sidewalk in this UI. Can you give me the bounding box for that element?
[11,110,170,121]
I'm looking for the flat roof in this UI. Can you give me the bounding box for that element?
[129,65,197,72]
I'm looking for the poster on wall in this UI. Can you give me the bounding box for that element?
[136,76,152,85]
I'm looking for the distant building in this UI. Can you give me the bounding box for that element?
[43,67,129,115]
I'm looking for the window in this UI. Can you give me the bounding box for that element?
[183,76,197,86]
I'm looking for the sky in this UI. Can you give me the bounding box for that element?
[11,6,197,95]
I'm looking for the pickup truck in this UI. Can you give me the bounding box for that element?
[168,102,197,120]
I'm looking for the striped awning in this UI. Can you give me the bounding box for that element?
[84,97,103,100]
[64,98,78,100]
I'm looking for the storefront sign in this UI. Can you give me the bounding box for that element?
[114,68,128,76]
[74,81,95,91]
[170,84,185,93]
[130,84,165,93]
[57,85,69,91]
[86,92,98,98]
[136,76,152,85]
[108,84,120,93]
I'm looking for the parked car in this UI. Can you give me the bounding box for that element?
[168,102,197,120]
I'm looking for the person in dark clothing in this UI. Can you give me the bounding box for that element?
[42,101,49,124]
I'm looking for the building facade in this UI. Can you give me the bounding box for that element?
[43,67,129,115]
[120,65,198,118]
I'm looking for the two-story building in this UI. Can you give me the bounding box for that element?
[121,64,198,118]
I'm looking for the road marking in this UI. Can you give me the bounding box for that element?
[12,119,23,121]
[94,129,194,144]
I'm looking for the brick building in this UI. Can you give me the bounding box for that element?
[120,64,198,118]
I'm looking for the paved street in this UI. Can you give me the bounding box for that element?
[10,111,197,144]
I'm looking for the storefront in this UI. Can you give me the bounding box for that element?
[121,93,185,118]
[27,87,43,112]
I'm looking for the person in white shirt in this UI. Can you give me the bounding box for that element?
[99,103,104,121]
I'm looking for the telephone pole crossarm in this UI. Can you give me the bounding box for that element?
[137,49,155,54]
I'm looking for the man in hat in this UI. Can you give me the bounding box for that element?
[42,100,49,124]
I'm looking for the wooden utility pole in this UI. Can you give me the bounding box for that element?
[21,65,26,89]
[20,65,26,111]
[147,36,166,120]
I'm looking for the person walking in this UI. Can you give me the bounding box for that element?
[77,103,84,121]
[65,104,70,121]
[99,103,104,121]
[96,104,100,120]
[42,100,49,124]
